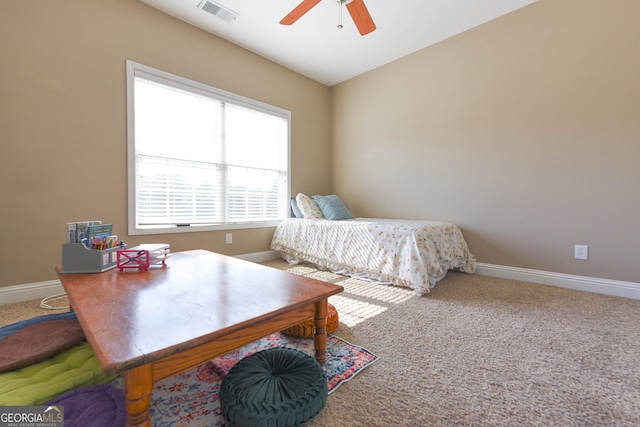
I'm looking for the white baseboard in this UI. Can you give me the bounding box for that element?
[0,280,65,305]
[235,250,282,263]
[476,263,640,300]
[3,252,637,305]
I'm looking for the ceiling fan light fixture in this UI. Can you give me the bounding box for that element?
[281,0,376,36]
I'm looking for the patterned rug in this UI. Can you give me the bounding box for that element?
[133,332,377,427]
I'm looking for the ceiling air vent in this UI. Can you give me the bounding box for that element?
[198,0,239,23]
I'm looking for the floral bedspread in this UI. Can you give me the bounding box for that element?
[270,218,477,295]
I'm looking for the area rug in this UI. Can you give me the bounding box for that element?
[128,332,377,427]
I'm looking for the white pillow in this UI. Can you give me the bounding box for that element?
[295,193,324,219]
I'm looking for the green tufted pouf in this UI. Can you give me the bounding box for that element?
[220,347,328,427]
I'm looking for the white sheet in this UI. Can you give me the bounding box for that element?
[270,218,477,295]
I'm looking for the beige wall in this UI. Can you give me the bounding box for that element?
[331,0,640,283]
[0,0,331,288]
[2,0,638,290]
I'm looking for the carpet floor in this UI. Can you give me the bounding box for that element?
[3,259,640,426]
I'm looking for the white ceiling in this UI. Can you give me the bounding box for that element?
[139,0,538,86]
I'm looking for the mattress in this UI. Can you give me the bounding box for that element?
[271,218,477,295]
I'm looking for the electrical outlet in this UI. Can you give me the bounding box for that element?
[226,233,232,244]
[574,245,588,260]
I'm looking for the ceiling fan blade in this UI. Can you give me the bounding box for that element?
[280,0,322,25]
[346,0,376,35]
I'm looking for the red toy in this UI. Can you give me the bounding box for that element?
[117,244,170,271]
[117,249,150,271]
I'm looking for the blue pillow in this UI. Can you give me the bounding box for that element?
[312,195,354,220]
[290,198,304,218]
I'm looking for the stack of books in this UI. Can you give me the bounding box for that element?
[66,221,120,250]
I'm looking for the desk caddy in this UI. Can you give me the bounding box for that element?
[61,243,127,273]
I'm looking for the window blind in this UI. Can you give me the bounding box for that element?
[127,60,290,233]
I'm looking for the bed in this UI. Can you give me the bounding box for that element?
[270,215,477,295]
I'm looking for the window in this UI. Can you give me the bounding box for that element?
[126,61,290,235]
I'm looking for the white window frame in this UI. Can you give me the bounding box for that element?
[126,60,291,236]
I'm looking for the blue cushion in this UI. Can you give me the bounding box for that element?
[0,312,77,342]
[312,195,354,220]
[290,198,303,218]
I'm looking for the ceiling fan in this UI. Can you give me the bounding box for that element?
[280,0,376,36]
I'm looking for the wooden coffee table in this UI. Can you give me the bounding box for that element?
[56,250,344,427]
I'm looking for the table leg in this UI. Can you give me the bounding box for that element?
[314,298,328,365]
[124,363,154,427]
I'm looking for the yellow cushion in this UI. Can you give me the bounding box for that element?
[0,342,117,406]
